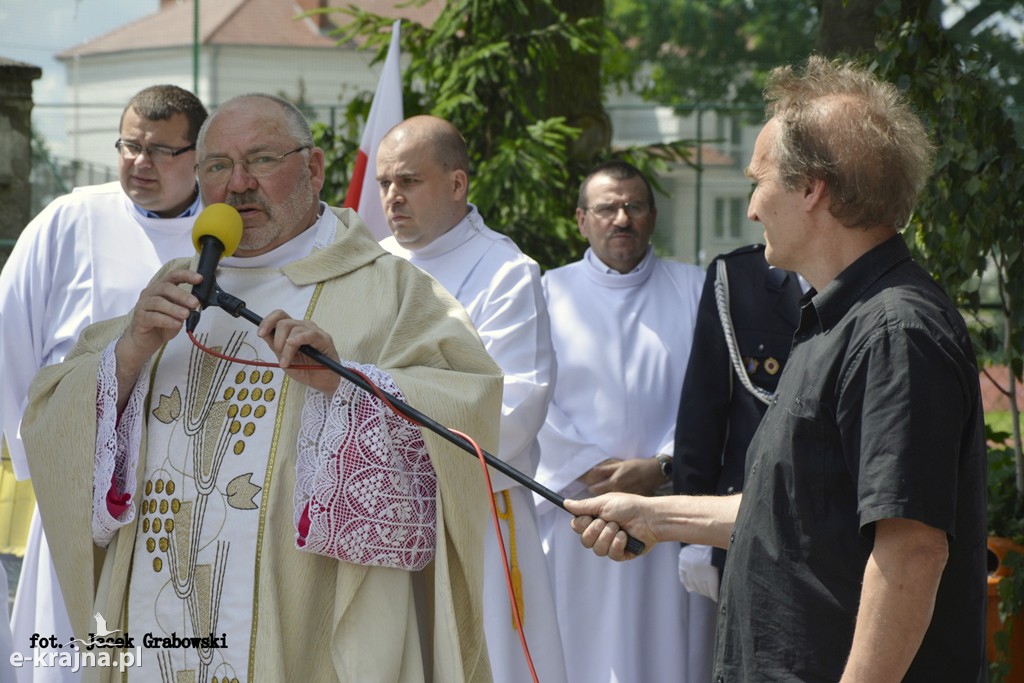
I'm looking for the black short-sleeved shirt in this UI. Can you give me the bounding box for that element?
[713,235,988,683]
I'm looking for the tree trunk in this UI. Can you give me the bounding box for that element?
[546,0,611,161]
[815,0,886,57]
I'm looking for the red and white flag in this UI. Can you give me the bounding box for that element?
[343,19,404,241]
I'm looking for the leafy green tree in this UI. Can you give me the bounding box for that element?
[309,0,699,269]
[603,0,821,106]
[313,0,609,269]
[605,0,1022,110]
[943,0,1024,108]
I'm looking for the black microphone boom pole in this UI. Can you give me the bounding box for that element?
[208,285,647,557]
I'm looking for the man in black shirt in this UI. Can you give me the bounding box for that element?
[565,56,988,683]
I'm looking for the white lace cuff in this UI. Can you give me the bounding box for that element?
[294,362,437,571]
[93,341,148,548]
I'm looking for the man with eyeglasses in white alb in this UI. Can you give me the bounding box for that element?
[536,160,716,683]
[0,84,206,683]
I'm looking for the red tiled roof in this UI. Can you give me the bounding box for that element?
[697,144,736,166]
[57,0,443,59]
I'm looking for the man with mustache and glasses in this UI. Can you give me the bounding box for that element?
[23,93,502,682]
[1,84,206,683]
[535,160,714,683]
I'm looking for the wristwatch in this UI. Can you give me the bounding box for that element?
[655,453,673,480]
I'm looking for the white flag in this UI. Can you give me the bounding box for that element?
[343,19,404,241]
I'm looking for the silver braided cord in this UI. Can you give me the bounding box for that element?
[714,259,775,406]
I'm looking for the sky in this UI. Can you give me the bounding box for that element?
[0,0,153,104]
[1,0,154,151]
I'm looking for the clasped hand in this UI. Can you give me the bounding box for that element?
[578,457,664,496]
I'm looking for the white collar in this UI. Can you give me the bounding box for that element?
[582,246,657,288]
[406,204,484,260]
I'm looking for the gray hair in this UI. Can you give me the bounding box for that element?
[197,93,314,152]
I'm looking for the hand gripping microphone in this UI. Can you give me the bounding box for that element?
[186,203,243,333]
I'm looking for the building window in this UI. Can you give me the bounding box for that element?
[713,197,745,240]
[714,115,744,152]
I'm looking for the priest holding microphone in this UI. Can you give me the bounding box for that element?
[23,93,503,683]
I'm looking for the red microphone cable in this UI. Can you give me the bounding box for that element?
[451,428,540,683]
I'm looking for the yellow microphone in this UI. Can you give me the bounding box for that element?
[187,203,243,332]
